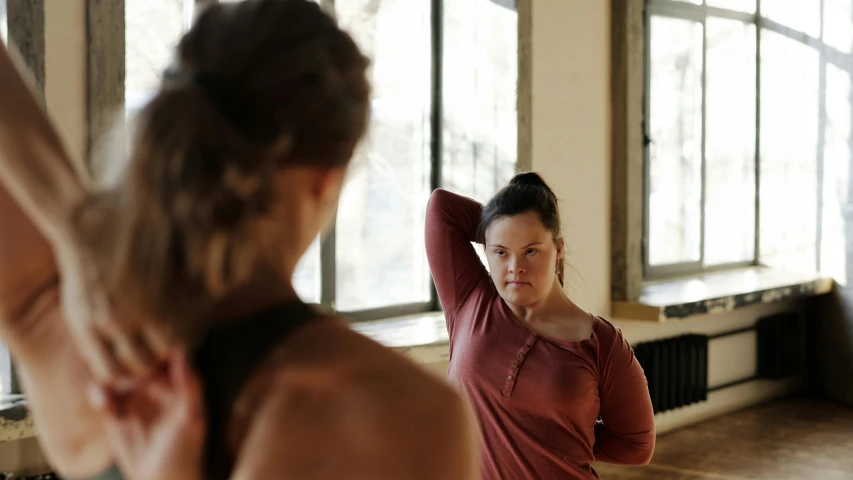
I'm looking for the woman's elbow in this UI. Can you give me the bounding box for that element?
[426,188,450,212]
[627,434,656,466]
[596,430,656,466]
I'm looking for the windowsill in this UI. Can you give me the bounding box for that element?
[612,266,835,322]
[350,311,448,349]
[0,394,35,442]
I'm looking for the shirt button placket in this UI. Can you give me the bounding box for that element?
[502,333,538,397]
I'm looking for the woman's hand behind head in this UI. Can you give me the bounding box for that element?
[56,245,171,386]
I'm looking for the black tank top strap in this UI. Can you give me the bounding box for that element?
[194,300,318,480]
[82,301,317,480]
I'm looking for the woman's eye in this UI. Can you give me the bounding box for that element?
[526,249,537,256]
[495,250,506,257]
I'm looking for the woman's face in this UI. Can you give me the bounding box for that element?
[484,212,562,308]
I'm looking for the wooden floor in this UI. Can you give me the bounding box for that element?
[595,397,853,480]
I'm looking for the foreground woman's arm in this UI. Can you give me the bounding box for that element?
[0,44,113,478]
[0,40,168,384]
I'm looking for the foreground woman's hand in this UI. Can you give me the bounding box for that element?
[57,246,171,384]
[91,349,206,480]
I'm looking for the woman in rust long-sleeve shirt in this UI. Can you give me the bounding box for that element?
[425,172,655,479]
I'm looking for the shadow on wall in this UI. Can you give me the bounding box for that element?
[806,75,853,405]
[804,200,853,406]
[806,290,853,406]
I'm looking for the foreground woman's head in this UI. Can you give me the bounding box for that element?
[479,172,565,308]
[85,0,370,328]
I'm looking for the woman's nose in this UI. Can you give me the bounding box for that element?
[508,257,526,274]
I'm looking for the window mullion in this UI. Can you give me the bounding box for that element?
[318,0,336,312]
[815,0,827,273]
[321,224,337,312]
[429,0,443,311]
[753,2,762,266]
[700,12,708,268]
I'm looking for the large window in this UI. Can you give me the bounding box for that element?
[124,0,518,319]
[645,0,853,282]
[125,0,192,113]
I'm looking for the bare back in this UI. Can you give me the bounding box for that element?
[228,317,480,479]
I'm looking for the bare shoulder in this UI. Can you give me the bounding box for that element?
[233,317,480,480]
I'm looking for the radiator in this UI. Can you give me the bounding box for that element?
[757,312,802,380]
[633,334,709,414]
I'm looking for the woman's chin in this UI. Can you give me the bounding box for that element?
[499,289,541,309]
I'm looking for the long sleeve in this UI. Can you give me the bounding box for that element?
[424,189,488,331]
[593,328,656,465]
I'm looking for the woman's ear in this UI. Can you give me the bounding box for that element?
[556,237,565,260]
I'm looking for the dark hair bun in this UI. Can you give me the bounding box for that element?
[479,170,564,285]
[510,172,548,188]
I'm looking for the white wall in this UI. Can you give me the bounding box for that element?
[530,0,612,317]
[44,0,86,168]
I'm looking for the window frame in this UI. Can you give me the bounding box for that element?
[643,0,853,280]
[642,0,762,280]
[319,0,443,320]
[612,0,851,299]
[117,0,521,322]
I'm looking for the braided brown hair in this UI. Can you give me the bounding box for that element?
[78,0,370,330]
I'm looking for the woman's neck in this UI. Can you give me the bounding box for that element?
[209,263,300,326]
[507,277,580,324]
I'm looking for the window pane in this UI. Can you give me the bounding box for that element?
[0,342,11,393]
[824,0,853,54]
[820,64,851,285]
[442,0,517,203]
[759,29,819,273]
[707,0,757,13]
[334,0,432,312]
[704,19,756,265]
[648,16,703,266]
[125,0,191,113]
[761,0,821,38]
